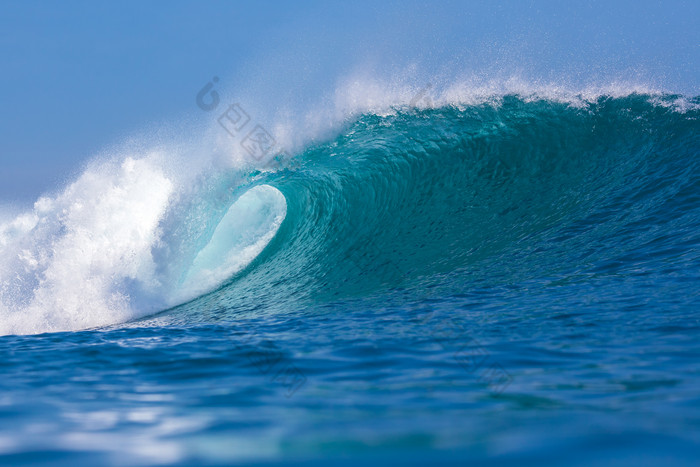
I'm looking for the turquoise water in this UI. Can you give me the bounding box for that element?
[1,94,699,465]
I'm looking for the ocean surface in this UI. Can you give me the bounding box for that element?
[1,92,699,465]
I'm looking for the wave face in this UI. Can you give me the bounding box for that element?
[1,93,699,335]
[156,93,700,328]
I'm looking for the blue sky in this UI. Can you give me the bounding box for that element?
[1,0,698,203]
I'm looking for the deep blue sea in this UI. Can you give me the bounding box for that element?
[1,93,699,465]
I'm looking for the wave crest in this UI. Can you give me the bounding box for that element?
[1,87,698,335]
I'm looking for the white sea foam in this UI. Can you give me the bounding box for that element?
[0,144,286,335]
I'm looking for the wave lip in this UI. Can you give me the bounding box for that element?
[174,185,286,305]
